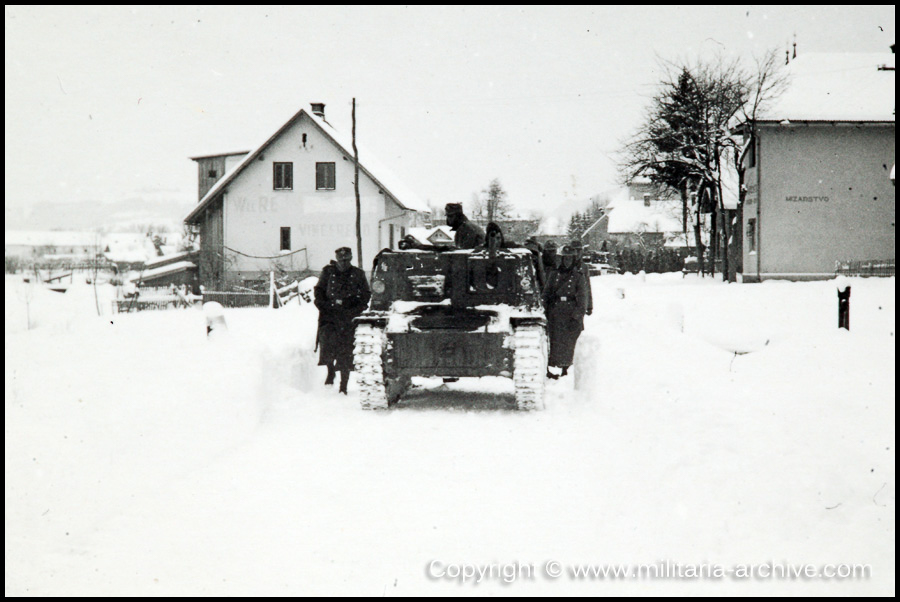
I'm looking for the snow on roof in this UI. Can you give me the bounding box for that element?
[407,225,454,245]
[131,261,196,282]
[305,110,429,214]
[185,107,428,223]
[144,250,196,269]
[106,250,152,263]
[5,230,100,247]
[188,150,251,161]
[760,53,895,123]
[606,199,684,234]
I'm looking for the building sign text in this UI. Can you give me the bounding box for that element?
[785,195,829,202]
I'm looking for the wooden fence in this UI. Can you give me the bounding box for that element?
[835,259,895,277]
[201,291,271,308]
[115,286,199,313]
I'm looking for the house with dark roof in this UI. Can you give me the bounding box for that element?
[737,51,895,281]
[184,103,429,289]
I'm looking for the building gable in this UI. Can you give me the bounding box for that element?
[185,107,426,224]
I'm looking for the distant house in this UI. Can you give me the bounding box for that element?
[407,225,455,247]
[471,217,540,244]
[580,182,688,251]
[5,231,101,262]
[736,51,895,281]
[184,103,429,289]
[533,234,571,249]
[102,232,158,269]
[133,250,201,292]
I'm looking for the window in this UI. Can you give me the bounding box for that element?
[316,162,336,190]
[208,169,217,178]
[747,219,756,253]
[280,227,291,251]
[274,162,293,190]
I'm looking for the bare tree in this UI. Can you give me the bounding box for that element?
[618,50,785,279]
[472,178,513,223]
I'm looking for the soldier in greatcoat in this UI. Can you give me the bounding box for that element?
[542,245,588,379]
[541,240,560,285]
[568,239,593,316]
[314,247,371,394]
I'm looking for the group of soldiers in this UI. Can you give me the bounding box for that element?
[313,203,593,393]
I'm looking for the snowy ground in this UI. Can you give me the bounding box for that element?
[5,273,895,595]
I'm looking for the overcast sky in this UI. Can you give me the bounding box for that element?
[4,5,895,216]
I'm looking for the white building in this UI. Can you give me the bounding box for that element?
[184,103,429,289]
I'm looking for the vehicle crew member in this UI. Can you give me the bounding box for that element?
[314,247,371,394]
[444,202,485,249]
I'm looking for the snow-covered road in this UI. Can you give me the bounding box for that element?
[5,274,895,595]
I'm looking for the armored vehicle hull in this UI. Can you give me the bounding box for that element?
[354,249,547,410]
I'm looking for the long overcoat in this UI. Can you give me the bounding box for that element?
[541,265,588,368]
[314,262,371,371]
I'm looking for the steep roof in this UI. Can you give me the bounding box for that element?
[606,199,684,234]
[188,150,251,161]
[185,108,427,223]
[758,52,895,123]
[132,261,197,282]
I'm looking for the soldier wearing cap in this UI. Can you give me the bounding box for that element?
[444,202,485,249]
[542,244,588,379]
[568,238,593,316]
[314,246,371,394]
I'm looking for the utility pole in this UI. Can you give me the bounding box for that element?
[352,98,363,269]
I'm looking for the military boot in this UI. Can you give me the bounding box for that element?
[338,370,350,395]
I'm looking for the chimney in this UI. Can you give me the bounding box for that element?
[310,103,326,119]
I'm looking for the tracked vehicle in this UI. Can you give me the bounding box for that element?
[353,248,547,410]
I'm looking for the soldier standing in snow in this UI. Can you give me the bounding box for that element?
[569,239,593,316]
[444,202,485,249]
[542,245,588,379]
[314,247,371,394]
